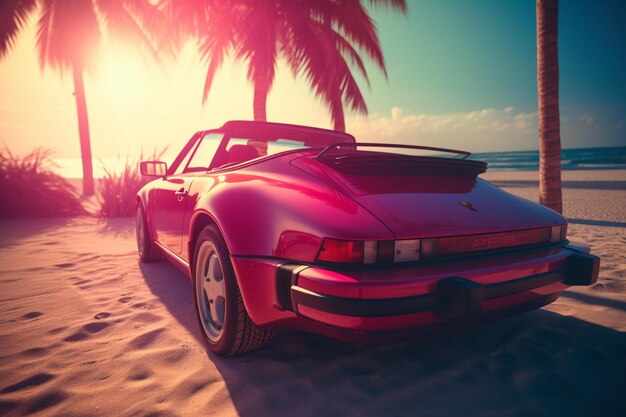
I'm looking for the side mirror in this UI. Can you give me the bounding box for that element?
[139,161,167,177]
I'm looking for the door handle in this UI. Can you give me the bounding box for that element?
[175,188,187,202]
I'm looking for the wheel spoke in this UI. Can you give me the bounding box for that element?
[203,278,213,300]
[195,241,227,341]
[213,280,226,300]
[204,253,214,280]
[201,289,211,321]
[208,254,221,281]
[209,298,224,327]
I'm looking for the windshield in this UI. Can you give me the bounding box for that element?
[226,138,311,157]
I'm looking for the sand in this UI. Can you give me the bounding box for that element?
[0,170,625,417]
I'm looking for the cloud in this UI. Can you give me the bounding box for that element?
[347,107,539,152]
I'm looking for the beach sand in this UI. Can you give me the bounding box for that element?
[0,170,625,417]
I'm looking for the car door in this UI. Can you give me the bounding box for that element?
[151,131,223,254]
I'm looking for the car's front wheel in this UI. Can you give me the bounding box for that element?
[193,225,274,355]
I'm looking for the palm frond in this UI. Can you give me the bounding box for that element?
[0,0,37,57]
[322,0,387,76]
[366,0,407,13]
[201,47,226,104]
[235,1,278,89]
[94,0,162,63]
[194,0,238,103]
[37,0,101,72]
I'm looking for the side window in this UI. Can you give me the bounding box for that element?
[184,133,223,173]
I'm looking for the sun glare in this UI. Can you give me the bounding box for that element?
[98,43,148,104]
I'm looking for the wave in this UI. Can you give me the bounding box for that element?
[471,146,626,170]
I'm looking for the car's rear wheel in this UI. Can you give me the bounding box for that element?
[193,225,274,355]
[136,205,160,262]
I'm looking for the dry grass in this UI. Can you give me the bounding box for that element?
[98,151,165,217]
[0,148,86,218]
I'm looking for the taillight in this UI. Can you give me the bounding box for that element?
[317,239,364,263]
[377,241,395,263]
[550,223,567,242]
[316,226,564,264]
[316,239,420,264]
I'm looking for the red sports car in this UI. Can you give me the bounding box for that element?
[136,120,600,355]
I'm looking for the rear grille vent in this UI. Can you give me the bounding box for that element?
[318,153,487,177]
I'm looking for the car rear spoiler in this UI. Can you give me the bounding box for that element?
[316,142,472,160]
[315,142,487,177]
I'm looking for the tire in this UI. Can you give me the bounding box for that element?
[136,204,160,262]
[193,225,274,355]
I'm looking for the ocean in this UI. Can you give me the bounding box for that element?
[472,146,626,171]
[52,146,626,178]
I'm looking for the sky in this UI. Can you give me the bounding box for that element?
[0,0,625,162]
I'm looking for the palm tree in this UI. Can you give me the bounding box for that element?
[164,0,406,131]
[536,0,562,213]
[0,0,159,196]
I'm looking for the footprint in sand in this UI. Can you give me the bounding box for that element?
[47,327,67,335]
[1,373,55,394]
[26,390,67,414]
[94,312,110,320]
[21,347,48,356]
[128,328,165,350]
[131,302,153,310]
[128,366,153,381]
[118,296,132,303]
[63,332,88,342]
[53,262,75,269]
[20,311,43,320]
[63,322,110,342]
[84,322,110,333]
[0,399,19,414]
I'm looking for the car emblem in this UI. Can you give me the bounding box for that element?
[459,201,478,212]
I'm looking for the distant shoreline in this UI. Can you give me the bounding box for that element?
[53,146,626,178]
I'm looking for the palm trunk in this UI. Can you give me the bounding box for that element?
[253,79,269,121]
[536,0,562,213]
[72,64,95,196]
[331,92,346,132]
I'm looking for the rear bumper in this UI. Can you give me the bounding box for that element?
[287,253,599,321]
[232,243,599,342]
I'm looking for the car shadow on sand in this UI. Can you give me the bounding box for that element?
[138,262,626,417]
[138,260,205,346]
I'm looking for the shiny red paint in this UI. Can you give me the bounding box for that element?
[137,120,600,344]
[151,177,193,254]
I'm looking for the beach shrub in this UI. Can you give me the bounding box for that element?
[98,151,165,217]
[0,148,86,218]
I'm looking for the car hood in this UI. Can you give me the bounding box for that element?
[291,155,563,239]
